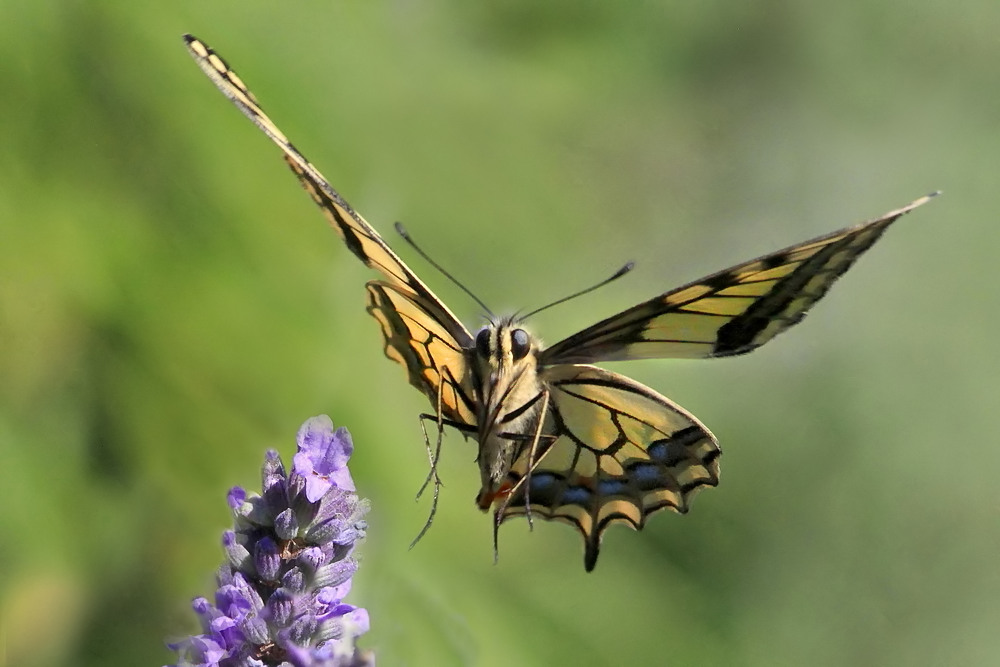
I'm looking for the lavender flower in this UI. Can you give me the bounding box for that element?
[167,416,373,667]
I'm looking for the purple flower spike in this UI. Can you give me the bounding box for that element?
[167,416,372,667]
[293,416,356,501]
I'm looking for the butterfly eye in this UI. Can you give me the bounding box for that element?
[475,328,491,358]
[511,329,531,360]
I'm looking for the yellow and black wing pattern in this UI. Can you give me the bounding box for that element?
[500,365,720,571]
[366,282,477,426]
[184,35,476,423]
[541,194,936,365]
[514,193,935,569]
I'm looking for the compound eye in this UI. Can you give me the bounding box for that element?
[475,328,491,358]
[510,328,531,360]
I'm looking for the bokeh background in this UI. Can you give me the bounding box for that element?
[2,2,997,666]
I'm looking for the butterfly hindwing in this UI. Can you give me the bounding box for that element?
[499,364,720,571]
[541,194,935,365]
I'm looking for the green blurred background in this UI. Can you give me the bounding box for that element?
[2,2,997,665]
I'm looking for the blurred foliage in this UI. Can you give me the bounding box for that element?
[1,2,997,666]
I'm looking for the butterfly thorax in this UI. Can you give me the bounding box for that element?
[471,317,547,509]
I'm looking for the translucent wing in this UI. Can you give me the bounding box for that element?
[184,35,475,418]
[499,365,720,571]
[541,194,936,365]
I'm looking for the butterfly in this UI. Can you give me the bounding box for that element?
[185,35,935,571]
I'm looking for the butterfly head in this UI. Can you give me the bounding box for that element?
[473,317,534,380]
[471,317,547,504]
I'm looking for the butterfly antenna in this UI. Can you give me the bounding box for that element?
[395,222,495,318]
[522,261,635,319]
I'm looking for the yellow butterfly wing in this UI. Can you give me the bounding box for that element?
[500,364,720,571]
[367,282,477,425]
[184,35,475,424]
[541,194,936,365]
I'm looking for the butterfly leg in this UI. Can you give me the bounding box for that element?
[415,389,446,500]
[409,398,476,549]
[409,394,446,548]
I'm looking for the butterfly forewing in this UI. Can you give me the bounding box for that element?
[500,365,720,571]
[367,282,476,426]
[184,35,471,348]
[186,33,475,435]
[541,194,935,365]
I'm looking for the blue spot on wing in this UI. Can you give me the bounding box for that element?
[597,479,628,496]
[630,463,661,482]
[562,486,592,505]
[648,430,700,466]
[529,473,558,491]
[647,441,668,459]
